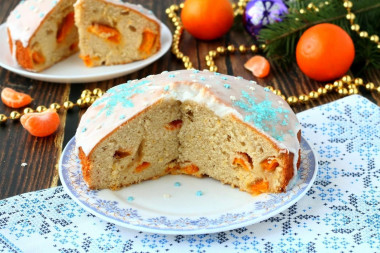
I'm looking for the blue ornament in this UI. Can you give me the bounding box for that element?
[243,0,288,39]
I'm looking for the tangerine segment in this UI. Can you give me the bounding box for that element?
[244,56,270,78]
[87,24,121,43]
[181,164,199,174]
[139,29,157,55]
[57,12,75,43]
[233,157,250,171]
[250,180,269,195]
[135,162,151,173]
[1,88,32,109]
[32,51,45,64]
[80,55,100,67]
[260,157,279,172]
[20,109,60,137]
[165,119,183,130]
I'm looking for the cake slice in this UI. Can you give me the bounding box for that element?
[7,0,78,72]
[74,0,161,67]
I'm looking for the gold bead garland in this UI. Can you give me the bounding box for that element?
[0,88,104,124]
[165,1,380,106]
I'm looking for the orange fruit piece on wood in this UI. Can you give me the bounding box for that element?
[181,0,234,40]
[244,55,271,78]
[296,23,355,82]
[1,88,32,108]
[20,109,60,137]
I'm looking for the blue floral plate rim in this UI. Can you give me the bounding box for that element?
[59,136,318,235]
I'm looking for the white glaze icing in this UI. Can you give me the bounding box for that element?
[76,70,301,178]
[7,0,59,49]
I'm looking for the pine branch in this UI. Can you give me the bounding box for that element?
[258,0,380,71]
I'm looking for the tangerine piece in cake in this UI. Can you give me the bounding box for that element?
[74,0,161,67]
[135,162,151,173]
[139,29,158,55]
[260,157,279,172]
[21,109,60,137]
[250,180,269,195]
[244,56,271,78]
[165,119,183,130]
[1,88,32,109]
[57,12,75,43]
[87,24,121,44]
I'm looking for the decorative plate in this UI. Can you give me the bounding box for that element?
[59,136,318,235]
[0,22,171,83]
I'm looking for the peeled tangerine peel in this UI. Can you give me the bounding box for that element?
[20,109,60,137]
[244,55,270,78]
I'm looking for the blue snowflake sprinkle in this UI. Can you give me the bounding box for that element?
[81,127,87,133]
[221,76,228,80]
[168,74,176,78]
[174,182,181,187]
[127,196,134,202]
[196,191,203,196]
[119,115,126,120]
[199,76,206,81]
[39,13,45,18]
[234,90,290,141]
[224,84,231,89]
[92,80,150,116]
[164,85,170,91]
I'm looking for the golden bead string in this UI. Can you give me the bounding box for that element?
[0,88,104,124]
[344,0,380,47]
[166,1,380,106]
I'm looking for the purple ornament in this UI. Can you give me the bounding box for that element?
[243,0,288,39]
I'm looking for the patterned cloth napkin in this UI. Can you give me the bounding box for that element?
[1,94,379,253]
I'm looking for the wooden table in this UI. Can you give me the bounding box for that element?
[0,0,379,199]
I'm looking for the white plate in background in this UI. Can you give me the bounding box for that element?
[0,22,172,83]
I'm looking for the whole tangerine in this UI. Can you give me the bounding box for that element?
[181,0,234,40]
[296,23,355,82]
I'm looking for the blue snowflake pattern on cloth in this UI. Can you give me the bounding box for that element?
[0,95,379,253]
[233,90,291,141]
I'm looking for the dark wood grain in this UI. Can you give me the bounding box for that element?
[0,0,379,199]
